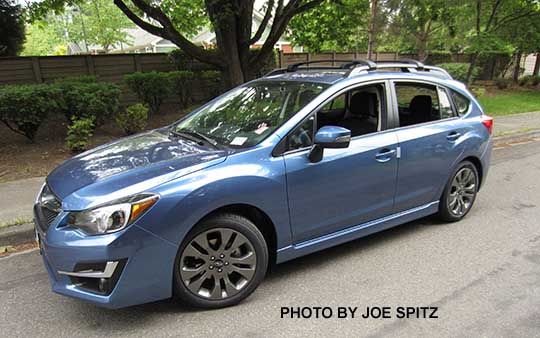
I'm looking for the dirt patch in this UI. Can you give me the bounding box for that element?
[0,103,196,183]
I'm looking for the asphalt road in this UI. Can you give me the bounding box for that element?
[1,140,540,338]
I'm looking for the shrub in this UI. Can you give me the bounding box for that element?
[494,77,511,89]
[116,104,148,135]
[531,75,540,86]
[54,77,120,126]
[0,84,62,142]
[66,116,95,153]
[54,75,97,84]
[518,75,532,86]
[438,63,479,83]
[124,72,172,114]
[200,70,224,99]
[169,70,195,107]
[470,86,486,98]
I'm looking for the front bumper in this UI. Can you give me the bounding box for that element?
[35,209,178,309]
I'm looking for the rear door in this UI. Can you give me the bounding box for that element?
[391,81,468,212]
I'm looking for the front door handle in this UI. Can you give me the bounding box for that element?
[375,148,396,163]
[447,131,461,141]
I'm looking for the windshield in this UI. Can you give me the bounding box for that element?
[172,81,328,148]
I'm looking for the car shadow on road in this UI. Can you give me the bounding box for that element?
[63,214,448,331]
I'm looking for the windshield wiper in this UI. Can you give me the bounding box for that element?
[170,128,221,149]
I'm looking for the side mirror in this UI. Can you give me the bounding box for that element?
[308,126,351,163]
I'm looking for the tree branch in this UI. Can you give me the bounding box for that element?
[250,0,275,45]
[250,0,325,69]
[114,0,223,67]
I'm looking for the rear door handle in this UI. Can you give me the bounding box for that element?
[447,131,461,141]
[375,148,396,163]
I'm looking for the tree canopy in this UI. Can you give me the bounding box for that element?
[0,0,25,56]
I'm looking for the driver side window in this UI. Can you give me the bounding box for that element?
[288,115,315,151]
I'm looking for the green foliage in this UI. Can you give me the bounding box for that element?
[116,104,148,135]
[54,77,120,125]
[124,72,173,114]
[0,0,25,56]
[27,0,134,55]
[288,0,370,52]
[200,70,224,99]
[469,86,486,98]
[494,77,511,90]
[169,71,195,107]
[21,22,66,56]
[518,75,540,87]
[438,63,479,83]
[66,116,95,153]
[0,84,62,141]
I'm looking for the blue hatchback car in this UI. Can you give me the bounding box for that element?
[34,60,493,309]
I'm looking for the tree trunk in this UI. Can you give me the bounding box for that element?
[465,53,478,84]
[367,0,377,60]
[417,38,427,62]
[512,51,522,82]
[534,53,540,76]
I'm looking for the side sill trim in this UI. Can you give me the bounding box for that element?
[295,201,438,250]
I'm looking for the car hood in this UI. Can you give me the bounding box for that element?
[47,128,228,210]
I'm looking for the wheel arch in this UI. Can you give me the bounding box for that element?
[462,156,483,190]
[197,204,278,266]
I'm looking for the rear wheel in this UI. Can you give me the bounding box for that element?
[173,214,268,308]
[438,161,479,222]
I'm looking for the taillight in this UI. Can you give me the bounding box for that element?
[481,114,493,135]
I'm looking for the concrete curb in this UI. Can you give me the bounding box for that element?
[0,222,35,247]
[493,130,540,145]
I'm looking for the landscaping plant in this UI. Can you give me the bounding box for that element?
[0,84,62,142]
[116,103,149,135]
[438,63,479,83]
[169,71,195,107]
[124,72,172,114]
[55,77,120,126]
[66,116,95,153]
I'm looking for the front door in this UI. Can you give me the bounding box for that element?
[283,82,399,244]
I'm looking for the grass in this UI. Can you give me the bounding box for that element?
[478,90,540,116]
[0,218,33,230]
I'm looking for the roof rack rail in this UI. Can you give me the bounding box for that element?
[265,59,452,80]
[264,59,377,77]
[346,60,452,79]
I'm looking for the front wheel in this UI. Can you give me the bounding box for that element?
[438,161,479,222]
[173,214,268,308]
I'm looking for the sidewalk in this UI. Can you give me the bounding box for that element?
[1,111,540,227]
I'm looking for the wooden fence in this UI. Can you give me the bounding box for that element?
[0,53,213,105]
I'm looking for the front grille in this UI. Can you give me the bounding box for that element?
[35,184,62,232]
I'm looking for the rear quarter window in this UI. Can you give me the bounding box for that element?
[450,90,470,116]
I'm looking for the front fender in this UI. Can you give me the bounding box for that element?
[135,151,291,250]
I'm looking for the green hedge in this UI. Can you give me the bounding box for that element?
[169,70,195,107]
[66,116,95,153]
[0,84,62,142]
[124,71,173,114]
[54,76,120,126]
[116,103,149,135]
[438,63,479,83]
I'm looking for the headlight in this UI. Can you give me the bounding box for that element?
[67,194,159,235]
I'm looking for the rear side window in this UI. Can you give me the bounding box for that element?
[450,90,470,116]
[395,83,440,127]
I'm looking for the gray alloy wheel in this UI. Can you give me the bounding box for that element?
[438,160,479,222]
[179,227,258,300]
[447,167,477,217]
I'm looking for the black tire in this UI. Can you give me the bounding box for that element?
[438,160,479,222]
[173,213,268,308]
